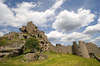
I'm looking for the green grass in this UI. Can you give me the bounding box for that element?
[0,52,100,66]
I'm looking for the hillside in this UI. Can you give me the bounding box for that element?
[0,52,100,66]
[0,22,100,66]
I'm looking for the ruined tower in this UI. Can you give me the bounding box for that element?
[72,41,90,58]
[78,41,90,58]
[72,41,79,55]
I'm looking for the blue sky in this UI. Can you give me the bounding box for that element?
[0,0,100,46]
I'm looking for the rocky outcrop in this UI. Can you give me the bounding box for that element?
[38,54,48,60]
[24,53,39,62]
[4,32,18,40]
[0,42,24,57]
[0,21,51,58]
[19,22,50,51]
[24,53,48,62]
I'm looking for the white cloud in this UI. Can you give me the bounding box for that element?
[0,0,5,3]
[83,24,100,35]
[1,0,99,45]
[0,0,65,36]
[0,29,10,37]
[98,17,100,23]
[46,31,64,44]
[61,32,91,42]
[51,0,64,10]
[17,2,37,9]
[0,1,16,27]
[90,37,100,45]
[0,32,4,37]
[12,0,65,27]
[83,17,100,35]
[47,31,91,45]
[52,8,95,32]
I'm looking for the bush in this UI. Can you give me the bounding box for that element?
[25,37,40,53]
[0,37,9,46]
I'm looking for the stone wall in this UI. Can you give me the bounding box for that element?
[72,41,90,58]
[48,41,100,59]
[78,41,90,58]
[48,44,72,54]
[86,42,100,56]
[49,41,97,58]
[72,41,79,55]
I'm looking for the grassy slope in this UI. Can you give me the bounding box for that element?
[0,52,100,66]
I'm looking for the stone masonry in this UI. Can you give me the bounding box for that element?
[72,41,90,58]
[78,41,90,58]
[49,41,100,59]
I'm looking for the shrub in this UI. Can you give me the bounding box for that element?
[0,37,9,46]
[25,37,40,53]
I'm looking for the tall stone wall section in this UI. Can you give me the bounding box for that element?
[72,41,90,58]
[78,41,90,58]
[72,41,79,55]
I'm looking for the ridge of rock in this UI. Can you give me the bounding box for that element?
[0,21,51,58]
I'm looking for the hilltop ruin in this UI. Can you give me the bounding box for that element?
[49,41,100,59]
[0,21,100,61]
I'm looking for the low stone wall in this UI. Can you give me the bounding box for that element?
[49,41,100,59]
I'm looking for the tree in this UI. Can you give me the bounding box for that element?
[25,37,40,53]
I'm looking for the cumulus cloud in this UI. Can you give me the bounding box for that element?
[0,0,65,27]
[0,29,10,37]
[83,17,100,35]
[0,0,5,3]
[1,0,100,45]
[0,32,4,37]
[98,17,100,24]
[0,1,16,27]
[46,31,91,44]
[52,8,95,32]
[51,0,64,10]
[46,31,64,44]
[0,0,65,36]
[90,37,100,45]
[83,24,100,35]
[13,2,48,27]
[47,7,96,45]
[61,32,91,42]
[12,0,65,27]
